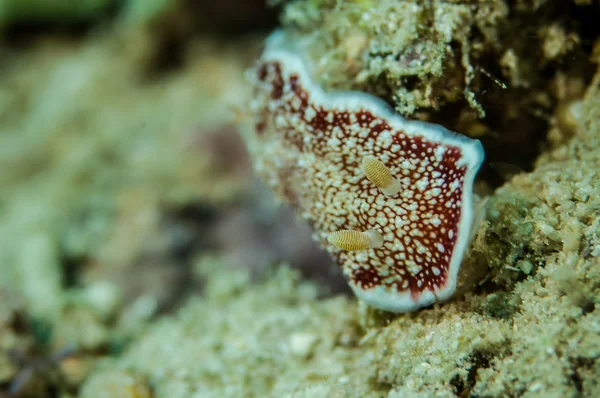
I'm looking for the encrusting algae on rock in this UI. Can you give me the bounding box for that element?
[243,31,485,312]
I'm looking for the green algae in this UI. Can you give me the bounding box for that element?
[0,0,175,25]
[0,0,111,24]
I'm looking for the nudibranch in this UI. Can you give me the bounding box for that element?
[245,31,485,312]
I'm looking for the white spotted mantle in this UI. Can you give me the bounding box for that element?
[246,31,485,312]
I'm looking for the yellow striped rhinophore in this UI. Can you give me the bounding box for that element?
[362,156,401,196]
[327,229,383,251]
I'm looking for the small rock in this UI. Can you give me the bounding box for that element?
[288,332,318,358]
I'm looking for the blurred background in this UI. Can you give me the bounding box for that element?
[0,1,346,396]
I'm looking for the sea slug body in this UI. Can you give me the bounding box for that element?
[245,31,485,312]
